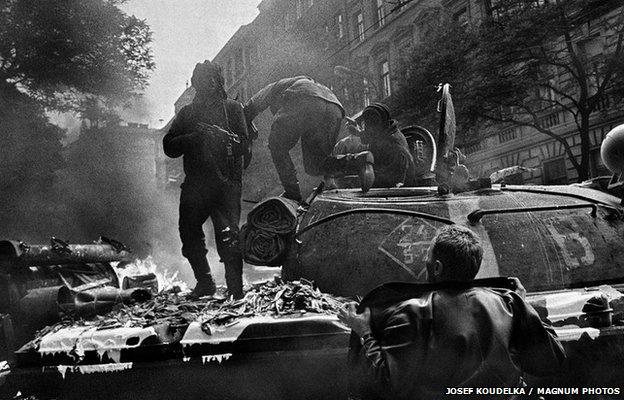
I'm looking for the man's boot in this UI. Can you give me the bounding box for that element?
[224,258,244,299]
[190,278,217,298]
[356,151,375,192]
[187,255,216,298]
[282,183,302,203]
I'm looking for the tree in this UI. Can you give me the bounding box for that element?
[0,85,65,187]
[391,7,479,136]
[1,0,154,109]
[0,0,154,186]
[392,0,624,181]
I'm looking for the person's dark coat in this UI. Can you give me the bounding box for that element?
[245,76,344,201]
[163,98,247,185]
[363,122,415,188]
[162,96,248,297]
[351,282,565,400]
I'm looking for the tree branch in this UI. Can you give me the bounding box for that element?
[479,105,580,171]
[540,81,580,109]
[537,98,579,126]
[560,8,590,114]
[589,7,624,109]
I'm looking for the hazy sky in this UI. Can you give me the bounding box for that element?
[120,0,262,128]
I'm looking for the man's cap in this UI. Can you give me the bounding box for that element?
[361,102,391,123]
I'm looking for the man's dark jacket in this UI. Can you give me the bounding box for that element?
[245,76,344,120]
[365,122,415,187]
[163,99,247,184]
[332,122,415,187]
[351,281,566,400]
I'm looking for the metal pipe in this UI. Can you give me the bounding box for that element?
[467,203,598,225]
[500,186,611,205]
[296,208,454,238]
[0,240,132,267]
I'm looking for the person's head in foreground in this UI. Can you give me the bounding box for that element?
[425,225,483,283]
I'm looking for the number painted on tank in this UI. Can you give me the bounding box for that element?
[379,218,442,279]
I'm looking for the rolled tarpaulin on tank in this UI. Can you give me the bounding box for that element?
[242,196,298,266]
[247,197,299,234]
[241,224,289,266]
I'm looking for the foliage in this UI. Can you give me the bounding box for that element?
[391,7,479,138]
[0,0,155,110]
[0,84,65,186]
[391,0,624,180]
[0,0,154,188]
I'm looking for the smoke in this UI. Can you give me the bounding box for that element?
[118,95,154,126]
[0,31,332,290]
[0,121,229,288]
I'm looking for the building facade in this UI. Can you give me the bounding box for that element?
[168,0,624,192]
[464,105,621,185]
[461,3,624,184]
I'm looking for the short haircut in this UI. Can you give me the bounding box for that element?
[431,225,483,281]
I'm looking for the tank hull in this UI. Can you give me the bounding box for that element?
[286,186,624,296]
[6,185,624,397]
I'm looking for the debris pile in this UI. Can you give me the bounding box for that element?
[200,278,347,327]
[31,278,347,347]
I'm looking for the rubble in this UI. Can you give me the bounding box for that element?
[199,277,347,332]
[31,277,348,350]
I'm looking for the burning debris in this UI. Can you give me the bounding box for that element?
[30,277,347,354]
[31,289,202,349]
[114,256,189,293]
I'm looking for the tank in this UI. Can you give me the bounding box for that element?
[9,176,624,400]
[6,107,624,399]
[281,125,624,391]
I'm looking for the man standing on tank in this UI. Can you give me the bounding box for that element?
[163,61,247,299]
[244,76,345,202]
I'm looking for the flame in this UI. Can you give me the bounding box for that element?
[114,256,189,293]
